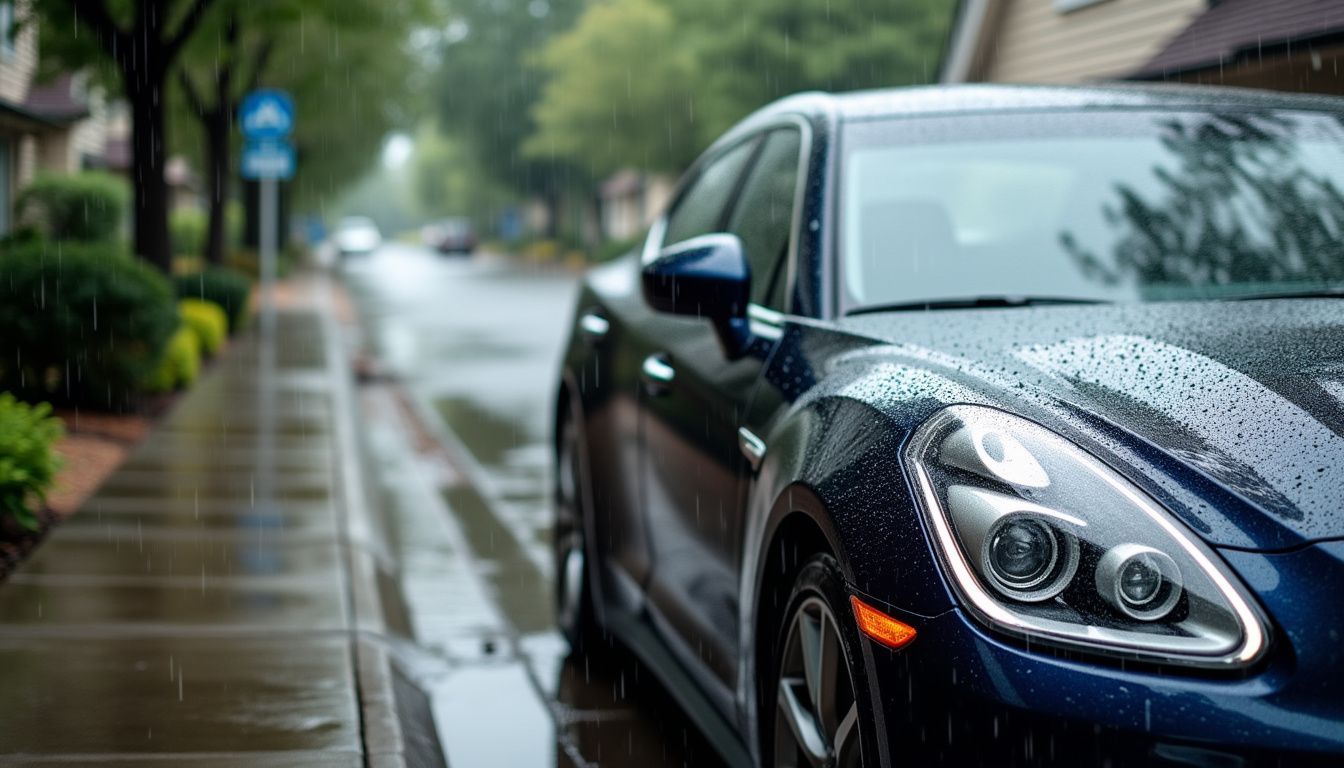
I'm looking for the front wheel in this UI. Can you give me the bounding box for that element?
[769,555,875,768]
[554,403,598,649]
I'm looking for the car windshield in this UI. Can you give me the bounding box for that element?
[841,109,1344,310]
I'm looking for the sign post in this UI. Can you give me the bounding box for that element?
[240,89,296,337]
[241,89,294,514]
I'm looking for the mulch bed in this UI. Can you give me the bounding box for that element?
[0,507,62,581]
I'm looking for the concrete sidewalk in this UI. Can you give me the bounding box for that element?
[0,281,439,766]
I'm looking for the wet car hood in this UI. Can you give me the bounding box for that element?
[838,299,1344,550]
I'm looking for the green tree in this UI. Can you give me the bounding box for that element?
[272,3,430,214]
[674,0,950,137]
[525,0,700,176]
[432,0,587,235]
[527,0,953,175]
[413,123,510,229]
[172,1,425,262]
[174,6,272,266]
[31,0,220,272]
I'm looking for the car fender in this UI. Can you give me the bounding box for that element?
[734,355,988,754]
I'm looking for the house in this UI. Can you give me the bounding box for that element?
[0,1,119,235]
[598,169,674,243]
[942,0,1344,95]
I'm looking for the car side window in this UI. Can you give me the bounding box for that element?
[662,138,759,247]
[727,128,803,311]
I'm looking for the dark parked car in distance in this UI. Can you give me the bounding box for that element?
[553,84,1344,767]
[421,217,477,255]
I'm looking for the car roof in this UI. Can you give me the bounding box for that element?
[724,83,1344,140]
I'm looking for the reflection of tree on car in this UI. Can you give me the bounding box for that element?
[1062,111,1344,293]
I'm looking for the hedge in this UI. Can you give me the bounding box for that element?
[0,394,63,530]
[170,208,207,257]
[16,172,127,243]
[173,268,252,334]
[0,241,178,410]
[144,326,201,393]
[179,299,227,357]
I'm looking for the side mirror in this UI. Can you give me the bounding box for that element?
[641,233,752,357]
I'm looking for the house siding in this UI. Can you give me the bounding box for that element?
[983,0,1207,83]
[0,0,37,104]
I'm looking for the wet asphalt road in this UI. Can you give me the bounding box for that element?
[340,243,727,768]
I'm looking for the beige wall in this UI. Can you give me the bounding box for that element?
[600,174,675,242]
[36,83,109,174]
[981,0,1206,83]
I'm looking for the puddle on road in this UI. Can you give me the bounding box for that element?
[435,396,543,472]
[443,482,553,636]
[436,395,551,547]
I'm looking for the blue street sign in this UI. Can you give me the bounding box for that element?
[241,89,294,140]
[242,139,296,180]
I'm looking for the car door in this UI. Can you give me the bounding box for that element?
[639,127,806,704]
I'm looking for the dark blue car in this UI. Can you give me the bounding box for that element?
[553,84,1344,767]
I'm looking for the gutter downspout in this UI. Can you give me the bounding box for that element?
[940,0,993,84]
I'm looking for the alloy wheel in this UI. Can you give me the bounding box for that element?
[775,596,862,768]
[554,414,585,635]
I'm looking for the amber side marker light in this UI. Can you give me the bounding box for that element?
[850,595,917,650]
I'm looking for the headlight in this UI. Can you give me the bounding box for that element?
[906,405,1268,668]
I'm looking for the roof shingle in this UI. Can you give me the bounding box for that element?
[1135,0,1344,78]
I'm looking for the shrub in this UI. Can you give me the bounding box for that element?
[0,241,178,410]
[170,208,207,257]
[16,172,128,243]
[592,236,642,264]
[521,239,561,263]
[173,268,252,334]
[226,245,299,280]
[0,394,64,530]
[144,326,200,393]
[178,299,227,357]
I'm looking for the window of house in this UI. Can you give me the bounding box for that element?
[0,141,12,235]
[1053,0,1111,12]
[0,2,15,59]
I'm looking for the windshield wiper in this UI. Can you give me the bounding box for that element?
[1225,287,1344,301]
[847,295,1109,316]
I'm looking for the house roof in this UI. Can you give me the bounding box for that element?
[600,169,644,198]
[1133,0,1344,79]
[0,99,63,133]
[24,73,91,124]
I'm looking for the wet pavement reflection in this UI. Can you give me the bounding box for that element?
[0,307,368,764]
[344,244,726,767]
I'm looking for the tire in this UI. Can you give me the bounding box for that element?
[554,401,599,649]
[765,554,879,768]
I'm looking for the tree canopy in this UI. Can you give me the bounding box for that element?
[524,0,699,177]
[523,0,953,176]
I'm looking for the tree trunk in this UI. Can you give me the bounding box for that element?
[129,81,173,273]
[203,113,229,266]
[543,187,561,239]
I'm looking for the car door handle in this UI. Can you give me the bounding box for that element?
[579,311,609,345]
[641,353,675,396]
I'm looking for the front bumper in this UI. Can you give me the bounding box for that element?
[861,542,1344,766]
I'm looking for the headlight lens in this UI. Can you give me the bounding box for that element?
[906,405,1268,668]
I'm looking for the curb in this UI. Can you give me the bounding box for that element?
[317,276,448,768]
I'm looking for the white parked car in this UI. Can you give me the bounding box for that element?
[332,216,382,256]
